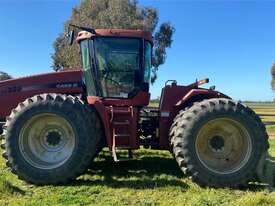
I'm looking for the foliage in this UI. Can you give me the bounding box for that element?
[52,0,175,83]
[0,71,12,81]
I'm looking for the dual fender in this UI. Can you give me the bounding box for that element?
[158,88,231,149]
[175,88,230,108]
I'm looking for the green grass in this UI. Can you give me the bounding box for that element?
[269,140,275,156]
[148,101,159,108]
[1,102,275,205]
[0,144,275,206]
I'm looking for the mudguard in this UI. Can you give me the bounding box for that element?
[174,88,230,108]
[158,83,231,149]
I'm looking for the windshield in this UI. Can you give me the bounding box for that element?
[79,38,152,99]
[94,37,141,98]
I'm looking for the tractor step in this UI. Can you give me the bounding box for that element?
[112,149,134,162]
[112,136,133,162]
[109,106,136,162]
[113,158,135,162]
[113,120,130,126]
[115,145,132,149]
[114,134,130,137]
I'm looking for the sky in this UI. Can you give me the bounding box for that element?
[0,0,274,101]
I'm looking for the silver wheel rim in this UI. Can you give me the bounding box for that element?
[195,118,252,175]
[19,113,76,170]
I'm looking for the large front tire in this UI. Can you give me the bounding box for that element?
[1,94,100,185]
[170,98,269,188]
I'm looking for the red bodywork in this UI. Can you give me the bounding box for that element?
[86,82,229,150]
[76,29,153,44]
[88,92,150,150]
[0,70,83,119]
[157,82,230,149]
[0,70,229,151]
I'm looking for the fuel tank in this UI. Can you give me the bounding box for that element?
[0,70,83,119]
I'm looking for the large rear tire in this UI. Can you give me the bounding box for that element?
[1,94,101,185]
[170,98,269,188]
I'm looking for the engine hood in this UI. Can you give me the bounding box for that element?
[0,70,83,119]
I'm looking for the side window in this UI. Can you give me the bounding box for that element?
[80,40,96,96]
[144,42,152,83]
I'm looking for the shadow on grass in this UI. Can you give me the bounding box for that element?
[61,150,275,191]
[257,155,275,191]
[0,177,25,196]
[69,153,189,190]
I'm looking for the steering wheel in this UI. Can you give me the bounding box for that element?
[104,76,122,87]
[102,68,118,83]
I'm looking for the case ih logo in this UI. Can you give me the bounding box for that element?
[56,83,79,89]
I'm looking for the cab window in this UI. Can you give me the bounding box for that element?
[94,37,141,98]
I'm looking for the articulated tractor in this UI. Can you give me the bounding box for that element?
[0,26,269,188]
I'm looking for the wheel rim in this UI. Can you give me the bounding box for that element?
[195,118,252,175]
[19,113,76,170]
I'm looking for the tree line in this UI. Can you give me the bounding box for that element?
[0,71,12,81]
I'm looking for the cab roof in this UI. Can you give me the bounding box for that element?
[76,29,153,44]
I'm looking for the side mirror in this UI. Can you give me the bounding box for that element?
[66,30,75,45]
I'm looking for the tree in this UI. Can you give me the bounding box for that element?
[271,63,275,91]
[52,0,174,83]
[0,71,12,81]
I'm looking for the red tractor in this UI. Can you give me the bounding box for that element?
[0,27,269,188]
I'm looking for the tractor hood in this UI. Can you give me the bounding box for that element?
[0,70,83,119]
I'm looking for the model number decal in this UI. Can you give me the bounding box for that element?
[0,86,22,95]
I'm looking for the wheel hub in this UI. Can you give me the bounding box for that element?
[45,130,62,147]
[209,135,224,152]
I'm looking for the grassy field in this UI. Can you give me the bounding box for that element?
[247,103,275,139]
[0,102,275,206]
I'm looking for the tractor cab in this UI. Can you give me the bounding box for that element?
[76,29,153,101]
